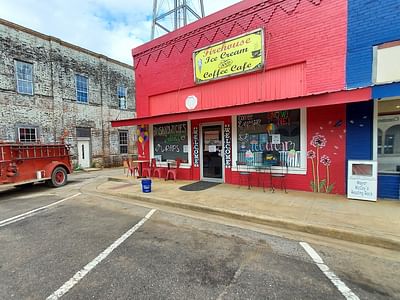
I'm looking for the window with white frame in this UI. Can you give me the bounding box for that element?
[375,41,400,84]
[18,127,37,143]
[119,130,128,154]
[118,85,127,109]
[76,74,88,103]
[236,109,302,167]
[15,60,33,95]
[153,122,189,163]
[377,99,400,173]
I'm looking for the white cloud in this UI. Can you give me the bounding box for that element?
[0,0,241,65]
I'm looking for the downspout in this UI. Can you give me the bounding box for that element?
[49,39,56,142]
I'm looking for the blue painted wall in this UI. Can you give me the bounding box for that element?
[373,83,400,99]
[346,0,400,89]
[378,175,400,200]
[346,101,373,160]
[347,1,400,200]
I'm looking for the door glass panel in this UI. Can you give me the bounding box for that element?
[377,99,400,173]
[202,126,223,179]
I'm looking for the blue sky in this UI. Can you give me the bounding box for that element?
[0,0,242,65]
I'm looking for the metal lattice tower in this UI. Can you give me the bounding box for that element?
[151,0,205,40]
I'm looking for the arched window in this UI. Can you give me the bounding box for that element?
[384,125,400,154]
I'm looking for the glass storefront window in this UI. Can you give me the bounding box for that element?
[377,99,400,173]
[153,121,189,163]
[237,109,301,167]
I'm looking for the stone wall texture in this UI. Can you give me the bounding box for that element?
[0,19,137,167]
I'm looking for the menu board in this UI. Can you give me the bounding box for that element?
[153,121,188,162]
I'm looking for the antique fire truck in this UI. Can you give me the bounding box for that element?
[0,142,72,188]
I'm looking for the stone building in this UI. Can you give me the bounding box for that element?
[0,18,136,168]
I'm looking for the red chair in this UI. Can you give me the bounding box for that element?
[153,160,166,179]
[142,158,156,178]
[165,159,182,181]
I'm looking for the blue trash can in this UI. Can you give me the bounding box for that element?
[141,179,152,193]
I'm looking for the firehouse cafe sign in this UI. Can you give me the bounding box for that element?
[193,29,264,84]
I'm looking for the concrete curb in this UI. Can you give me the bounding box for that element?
[103,178,400,252]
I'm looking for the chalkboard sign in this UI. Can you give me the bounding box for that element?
[237,110,300,164]
[153,121,189,162]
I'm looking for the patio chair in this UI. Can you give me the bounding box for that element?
[237,160,251,189]
[153,159,165,179]
[142,158,156,178]
[127,159,140,178]
[270,160,288,193]
[123,159,129,175]
[165,159,182,181]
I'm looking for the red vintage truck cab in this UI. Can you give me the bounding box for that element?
[0,142,72,188]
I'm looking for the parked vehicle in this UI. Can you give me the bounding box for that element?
[0,142,72,188]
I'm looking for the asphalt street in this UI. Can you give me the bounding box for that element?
[0,170,399,299]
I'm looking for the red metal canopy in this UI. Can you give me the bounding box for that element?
[111,88,371,127]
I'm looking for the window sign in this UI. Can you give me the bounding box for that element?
[237,109,301,166]
[271,134,280,144]
[209,145,217,152]
[204,131,220,147]
[153,121,189,163]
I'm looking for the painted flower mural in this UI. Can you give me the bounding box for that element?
[307,150,316,159]
[308,133,335,193]
[310,134,327,148]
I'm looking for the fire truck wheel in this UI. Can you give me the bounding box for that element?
[48,166,67,187]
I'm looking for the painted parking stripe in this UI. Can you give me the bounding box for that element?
[0,193,81,228]
[46,208,157,300]
[300,242,359,300]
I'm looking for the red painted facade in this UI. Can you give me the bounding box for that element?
[133,0,347,118]
[113,0,372,195]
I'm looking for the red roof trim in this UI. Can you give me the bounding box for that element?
[111,88,371,127]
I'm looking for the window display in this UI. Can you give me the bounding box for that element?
[153,121,189,163]
[237,109,301,167]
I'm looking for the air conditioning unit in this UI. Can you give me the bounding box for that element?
[119,97,126,109]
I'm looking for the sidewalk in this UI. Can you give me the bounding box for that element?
[98,176,400,251]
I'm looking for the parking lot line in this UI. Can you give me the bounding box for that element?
[46,208,157,300]
[300,242,360,300]
[0,193,81,228]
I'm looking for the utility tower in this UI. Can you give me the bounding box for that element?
[151,0,205,40]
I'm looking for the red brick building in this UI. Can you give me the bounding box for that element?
[113,0,370,194]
